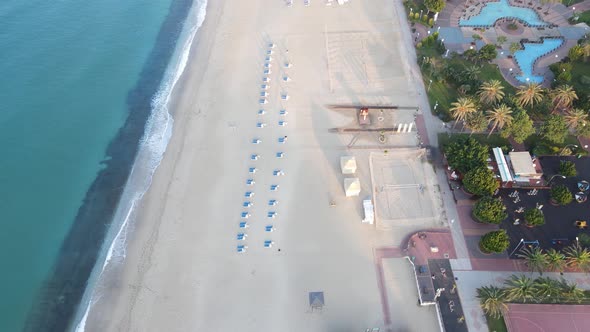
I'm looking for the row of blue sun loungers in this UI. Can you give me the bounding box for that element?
[237,42,292,253]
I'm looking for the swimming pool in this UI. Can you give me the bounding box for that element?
[459,0,548,27]
[514,38,563,84]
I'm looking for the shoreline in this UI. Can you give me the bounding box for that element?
[81,0,224,329]
[22,0,197,331]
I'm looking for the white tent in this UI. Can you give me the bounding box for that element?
[340,156,357,174]
[344,178,361,197]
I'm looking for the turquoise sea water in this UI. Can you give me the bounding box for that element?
[0,0,190,330]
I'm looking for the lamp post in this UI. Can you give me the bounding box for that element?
[560,144,578,156]
[428,79,433,91]
[547,174,566,185]
[509,239,525,257]
[420,9,423,20]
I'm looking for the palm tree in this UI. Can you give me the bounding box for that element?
[478,80,505,105]
[504,274,536,303]
[486,104,513,137]
[464,65,481,81]
[465,111,488,135]
[564,108,588,130]
[476,286,507,318]
[450,97,477,129]
[517,246,548,275]
[546,248,566,273]
[516,83,544,109]
[533,277,561,303]
[552,85,578,110]
[564,243,590,272]
[557,278,585,303]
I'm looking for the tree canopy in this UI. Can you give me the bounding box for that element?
[550,184,573,205]
[477,44,498,62]
[479,230,510,254]
[425,0,446,12]
[443,137,488,174]
[540,115,568,144]
[500,109,535,143]
[463,166,499,196]
[559,161,577,177]
[473,196,507,224]
[524,208,545,227]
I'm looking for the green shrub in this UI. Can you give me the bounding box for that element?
[463,167,500,196]
[443,137,488,174]
[551,184,573,205]
[559,161,577,177]
[479,230,510,254]
[428,18,434,26]
[473,196,508,224]
[524,208,545,227]
[416,42,423,48]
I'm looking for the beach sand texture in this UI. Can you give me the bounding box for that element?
[84,0,442,331]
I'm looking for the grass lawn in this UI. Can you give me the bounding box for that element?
[485,313,507,332]
[416,44,514,122]
[568,60,590,93]
[575,10,590,25]
[438,133,512,150]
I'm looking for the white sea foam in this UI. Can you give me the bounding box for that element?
[74,1,207,331]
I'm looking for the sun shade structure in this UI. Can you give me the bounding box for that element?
[362,199,374,224]
[340,156,357,174]
[492,147,513,183]
[344,178,361,197]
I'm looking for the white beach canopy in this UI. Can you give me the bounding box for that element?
[340,156,357,174]
[344,177,361,197]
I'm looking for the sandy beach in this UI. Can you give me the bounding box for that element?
[84,0,444,331]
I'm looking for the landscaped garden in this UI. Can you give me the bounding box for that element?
[477,273,590,331]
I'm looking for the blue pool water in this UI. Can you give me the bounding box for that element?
[514,38,563,83]
[460,0,548,27]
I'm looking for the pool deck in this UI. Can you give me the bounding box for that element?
[427,0,590,86]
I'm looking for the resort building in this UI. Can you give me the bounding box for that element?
[492,148,544,187]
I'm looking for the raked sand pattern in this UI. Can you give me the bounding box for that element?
[82,1,444,331]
